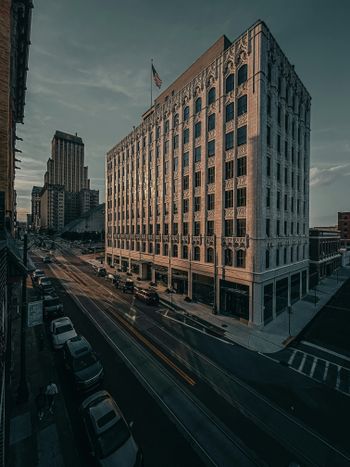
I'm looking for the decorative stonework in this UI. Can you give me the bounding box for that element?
[194,161,202,171]
[208,129,216,140]
[225,120,234,132]
[207,183,215,194]
[224,208,234,219]
[237,144,247,156]
[207,157,216,167]
[237,113,248,126]
[225,179,234,190]
[194,211,201,220]
[225,149,234,161]
[237,207,246,217]
[237,176,247,187]
[194,187,201,196]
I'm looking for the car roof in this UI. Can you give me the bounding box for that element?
[52,317,72,326]
[65,335,92,357]
[88,396,121,434]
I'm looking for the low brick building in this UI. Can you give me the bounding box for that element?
[309,228,341,287]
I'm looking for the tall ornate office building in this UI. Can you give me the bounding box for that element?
[106,21,311,325]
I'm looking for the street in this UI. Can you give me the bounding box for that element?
[28,243,350,466]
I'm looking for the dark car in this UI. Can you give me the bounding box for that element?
[63,335,103,391]
[43,295,63,320]
[115,278,134,293]
[96,267,107,277]
[80,390,143,466]
[134,287,159,305]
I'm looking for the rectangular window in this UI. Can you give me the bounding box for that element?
[236,218,246,237]
[173,157,178,172]
[183,222,188,235]
[266,156,271,177]
[237,125,247,146]
[194,171,201,187]
[267,125,271,147]
[277,134,281,153]
[194,122,201,138]
[266,187,270,208]
[237,94,247,116]
[194,221,200,236]
[284,194,288,211]
[285,167,288,185]
[225,102,234,122]
[277,220,280,236]
[225,160,234,179]
[207,166,215,184]
[277,191,281,210]
[183,175,189,190]
[207,193,215,210]
[207,220,214,236]
[237,187,246,207]
[194,197,201,212]
[173,223,178,235]
[225,190,234,208]
[164,140,169,154]
[194,146,201,162]
[266,218,270,237]
[173,134,179,149]
[237,156,247,177]
[225,219,233,236]
[208,114,215,131]
[183,198,189,213]
[277,162,281,181]
[183,151,189,167]
[276,249,280,266]
[183,128,189,144]
[207,139,215,157]
[225,131,234,150]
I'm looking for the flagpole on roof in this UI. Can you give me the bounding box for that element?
[151,58,153,107]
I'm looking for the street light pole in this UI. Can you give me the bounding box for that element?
[17,233,28,402]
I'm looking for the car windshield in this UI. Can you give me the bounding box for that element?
[73,352,97,371]
[55,324,73,335]
[98,418,130,458]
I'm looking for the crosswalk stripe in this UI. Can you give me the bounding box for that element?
[310,358,318,377]
[298,354,307,372]
[288,349,297,365]
[323,361,329,381]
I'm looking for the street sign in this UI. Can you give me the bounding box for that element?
[27,300,43,327]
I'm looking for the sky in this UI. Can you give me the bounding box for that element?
[16,0,350,226]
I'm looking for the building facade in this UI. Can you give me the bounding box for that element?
[106,20,311,326]
[40,184,65,232]
[309,228,341,287]
[338,212,350,250]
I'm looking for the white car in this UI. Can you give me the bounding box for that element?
[50,317,77,350]
[32,269,45,282]
[80,391,142,466]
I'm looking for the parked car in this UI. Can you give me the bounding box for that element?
[115,278,134,293]
[38,276,51,286]
[96,267,107,277]
[106,273,117,283]
[80,390,143,466]
[32,269,45,282]
[43,295,63,320]
[43,256,51,263]
[134,287,159,305]
[50,317,77,350]
[63,335,103,391]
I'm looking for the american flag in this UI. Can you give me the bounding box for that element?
[152,64,162,89]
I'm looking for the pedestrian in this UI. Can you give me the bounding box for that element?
[36,386,46,421]
[45,381,58,413]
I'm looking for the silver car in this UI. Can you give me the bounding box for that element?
[80,390,143,466]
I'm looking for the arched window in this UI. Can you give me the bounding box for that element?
[207,87,216,105]
[193,246,201,261]
[195,97,202,114]
[172,244,178,257]
[173,113,179,127]
[183,106,189,122]
[206,247,214,263]
[225,74,234,93]
[236,249,246,268]
[224,248,233,266]
[237,64,248,86]
[182,245,188,259]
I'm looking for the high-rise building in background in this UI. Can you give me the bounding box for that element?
[106,20,311,326]
[338,212,350,249]
[38,130,99,231]
[40,184,65,232]
[31,185,42,231]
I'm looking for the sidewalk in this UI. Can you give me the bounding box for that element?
[159,267,350,354]
[8,279,81,467]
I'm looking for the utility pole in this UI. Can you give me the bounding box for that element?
[212,234,217,314]
[17,233,28,402]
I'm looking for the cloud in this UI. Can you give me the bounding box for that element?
[310,163,350,187]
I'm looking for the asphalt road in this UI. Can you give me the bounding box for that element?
[31,244,350,466]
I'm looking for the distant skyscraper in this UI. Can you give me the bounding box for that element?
[42,131,98,227]
[31,186,42,231]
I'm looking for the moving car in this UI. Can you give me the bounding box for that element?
[63,335,103,391]
[50,317,77,350]
[134,287,159,305]
[32,269,45,282]
[43,295,63,320]
[80,390,143,466]
[115,278,134,293]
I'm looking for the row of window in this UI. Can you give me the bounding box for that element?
[265,244,306,269]
[266,218,306,237]
[266,188,306,215]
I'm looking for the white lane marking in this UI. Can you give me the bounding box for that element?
[257,352,280,364]
[336,366,342,390]
[310,358,318,378]
[301,341,350,362]
[298,354,307,372]
[323,362,329,381]
[288,349,297,365]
